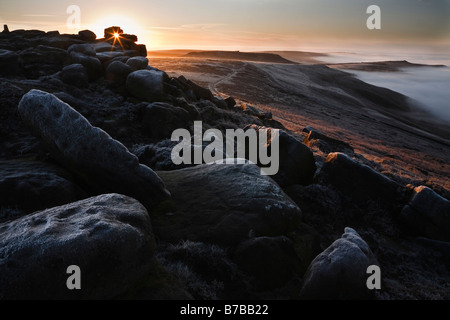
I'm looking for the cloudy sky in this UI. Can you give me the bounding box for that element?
[1,0,449,52]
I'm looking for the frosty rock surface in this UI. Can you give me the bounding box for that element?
[18,89,170,210]
[0,193,155,299]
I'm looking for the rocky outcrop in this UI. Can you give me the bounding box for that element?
[0,193,155,299]
[300,227,379,299]
[18,89,170,210]
[0,26,147,79]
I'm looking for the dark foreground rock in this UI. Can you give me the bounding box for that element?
[0,160,85,221]
[400,186,450,241]
[155,162,302,247]
[300,227,379,300]
[0,193,155,299]
[18,89,170,210]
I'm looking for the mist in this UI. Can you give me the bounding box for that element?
[343,66,450,124]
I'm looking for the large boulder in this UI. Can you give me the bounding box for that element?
[105,60,133,86]
[126,69,165,101]
[126,56,149,71]
[68,44,102,80]
[300,227,379,300]
[0,160,84,221]
[78,29,96,42]
[59,63,89,88]
[155,162,302,247]
[400,186,450,241]
[0,193,155,299]
[244,125,316,187]
[18,89,170,210]
[318,152,404,205]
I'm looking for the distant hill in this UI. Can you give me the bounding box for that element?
[183,51,295,64]
[328,60,446,72]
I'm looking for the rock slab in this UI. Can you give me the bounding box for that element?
[155,162,302,247]
[18,89,170,210]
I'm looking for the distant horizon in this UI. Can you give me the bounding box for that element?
[1,0,449,56]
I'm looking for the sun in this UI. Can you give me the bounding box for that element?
[90,14,142,40]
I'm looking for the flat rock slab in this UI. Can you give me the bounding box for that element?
[0,193,155,299]
[156,163,302,247]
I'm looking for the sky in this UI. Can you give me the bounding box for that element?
[1,0,449,53]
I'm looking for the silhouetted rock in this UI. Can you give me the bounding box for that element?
[155,162,302,247]
[0,193,155,299]
[18,89,170,210]
[78,29,96,42]
[400,186,450,241]
[126,69,165,101]
[104,26,123,39]
[121,34,138,43]
[300,227,378,299]
[59,63,89,88]
[3,24,9,33]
